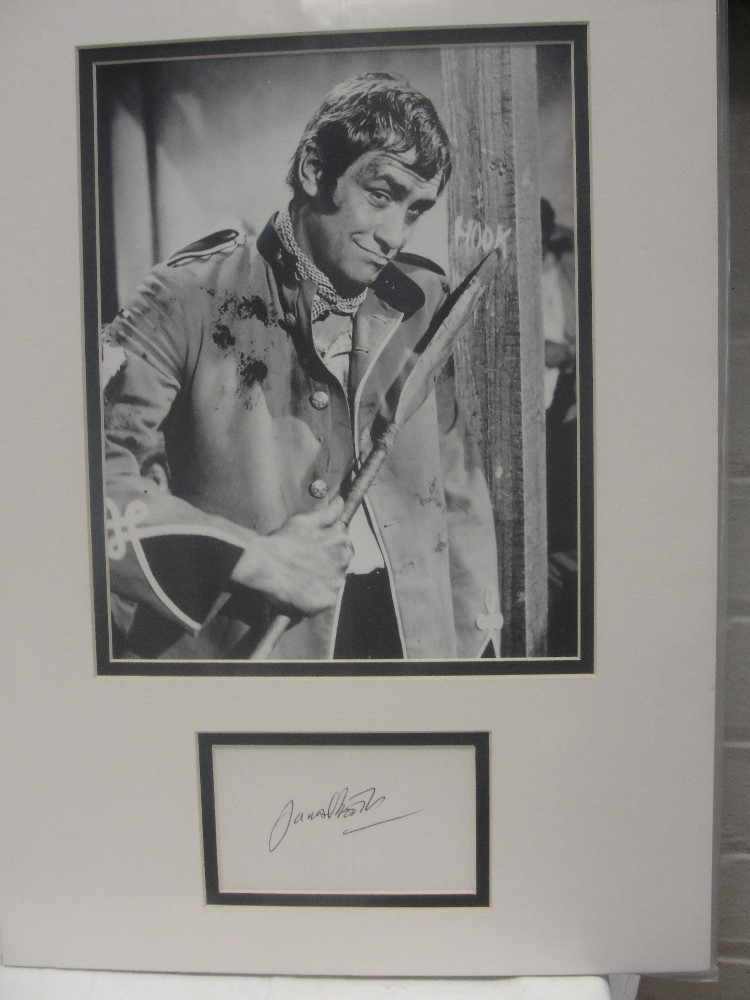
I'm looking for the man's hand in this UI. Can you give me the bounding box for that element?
[230,497,353,615]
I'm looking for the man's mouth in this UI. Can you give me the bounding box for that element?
[354,242,391,266]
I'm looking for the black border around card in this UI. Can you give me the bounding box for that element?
[197,732,490,906]
[79,23,593,677]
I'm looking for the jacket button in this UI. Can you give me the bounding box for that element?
[309,479,329,500]
[309,390,329,410]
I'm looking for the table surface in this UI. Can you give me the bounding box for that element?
[0,968,619,999]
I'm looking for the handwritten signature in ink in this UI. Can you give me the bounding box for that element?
[268,786,422,852]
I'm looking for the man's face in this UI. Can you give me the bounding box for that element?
[295,148,442,296]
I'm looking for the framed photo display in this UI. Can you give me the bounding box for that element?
[0,0,723,981]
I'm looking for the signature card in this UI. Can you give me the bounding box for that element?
[199,734,489,905]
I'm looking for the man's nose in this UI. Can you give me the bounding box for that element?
[373,209,409,255]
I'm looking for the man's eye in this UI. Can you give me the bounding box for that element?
[368,190,391,206]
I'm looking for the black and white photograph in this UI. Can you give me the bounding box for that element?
[80,26,591,673]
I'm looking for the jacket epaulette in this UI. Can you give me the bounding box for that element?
[167,229,246,267]
[394,252,446,277]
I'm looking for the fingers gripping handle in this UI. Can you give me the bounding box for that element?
[249,424,400,660]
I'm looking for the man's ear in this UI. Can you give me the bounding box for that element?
[297,145,324,198]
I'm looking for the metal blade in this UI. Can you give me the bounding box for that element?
[377,249,498,431]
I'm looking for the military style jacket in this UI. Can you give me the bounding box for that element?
[103,219,501,661]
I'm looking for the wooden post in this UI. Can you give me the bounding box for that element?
[442,45,547,656]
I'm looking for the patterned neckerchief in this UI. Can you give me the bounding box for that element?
[275,208,368,322]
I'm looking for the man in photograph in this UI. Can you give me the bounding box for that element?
[103,72,500,661]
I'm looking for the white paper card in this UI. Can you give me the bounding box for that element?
[206,739,481,897]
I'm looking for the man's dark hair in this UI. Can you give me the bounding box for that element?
[287,72,452,198]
